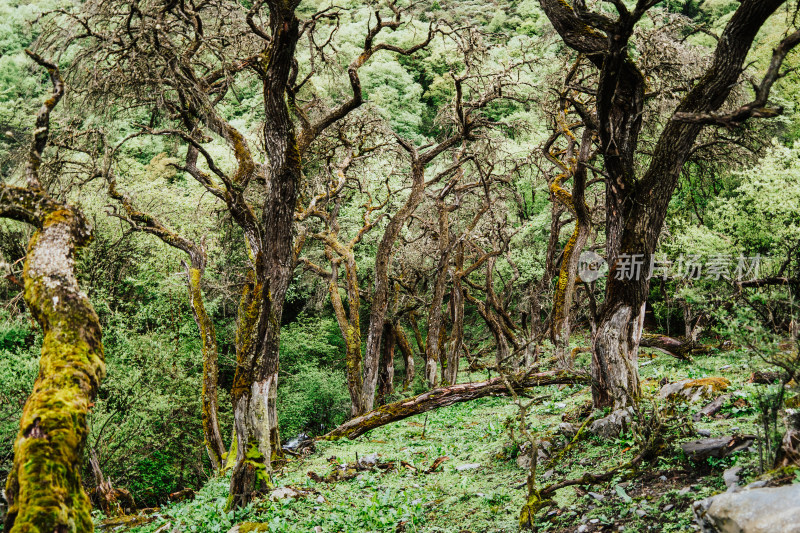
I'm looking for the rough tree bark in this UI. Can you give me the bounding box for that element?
[547,125,593,367]
[444,244,465,385]
[2,53,106,533]
[394,322,416,390]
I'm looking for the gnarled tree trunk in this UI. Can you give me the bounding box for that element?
[2,54,106,533]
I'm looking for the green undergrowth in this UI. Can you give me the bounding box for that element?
[113,346,784,533]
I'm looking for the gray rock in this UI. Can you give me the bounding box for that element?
[516,453,531,470]
[744,481,767,490]
[698,429,713,437]
[269,486,303,501]
[664,504,674,512]
[723,466,742,488]
[542,469,554,479]
[660,378,730,403]
[636,509,647,517]
[558,422,578,439]
[588,491,605,501]
[589,408,634,439]
[359,453,379,467]
[577,526,589,533]
[455,463,481,471]
[679,487,692,496]
[693,484,800,533]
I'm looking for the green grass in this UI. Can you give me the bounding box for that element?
[112,345,783,533]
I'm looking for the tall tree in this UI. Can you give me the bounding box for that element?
[51,0,435,506]
[538,0,800,408]
[1,52,105,533]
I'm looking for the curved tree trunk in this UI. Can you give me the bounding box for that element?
[444,245,465,385]
[394,322,416,390]
[362,161,430,411]
[185,261,226,471]
[2,189,105,533]
[2,54,106,533]
[106,167,226,472]
[538,0,793,410]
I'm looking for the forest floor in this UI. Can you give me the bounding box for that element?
[103,344,795,533]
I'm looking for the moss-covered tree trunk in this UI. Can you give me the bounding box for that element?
[2,195,104,533]
[185,259,226,471]
[394,322,416,390]
[443,244,464,385]
[2,53,106,533]
[324,369,583,440]
[377,322,396,405]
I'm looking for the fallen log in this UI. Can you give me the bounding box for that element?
[639,333,717,360]
[322,369,584,440]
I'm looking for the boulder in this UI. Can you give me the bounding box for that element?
[589,408,633,439]
[660,378,730,403]
[693,484,800,533]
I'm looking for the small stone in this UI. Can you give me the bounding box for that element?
[455,463,481,471]
[590,518,600,524]
[588,492,605,501]
[555,402,567,409]
[269,487,302,501]
[477,492,486,497]
[316,495,326,504]
[745,480,768,489]
[542,469,554,479]
[678,487,691,496]
[663,504,674,512]
[697,429,712,437]
[558,422,578,438]
[577,526,589,533]
[636,509,647,517]
[723,466,743,488]
[659,475,668,481]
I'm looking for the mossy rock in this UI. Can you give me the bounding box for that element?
[659,377,731,403]
[229,523,270,533]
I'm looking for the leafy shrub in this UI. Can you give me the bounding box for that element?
[278,314,345,374]
[278,365,350,439]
